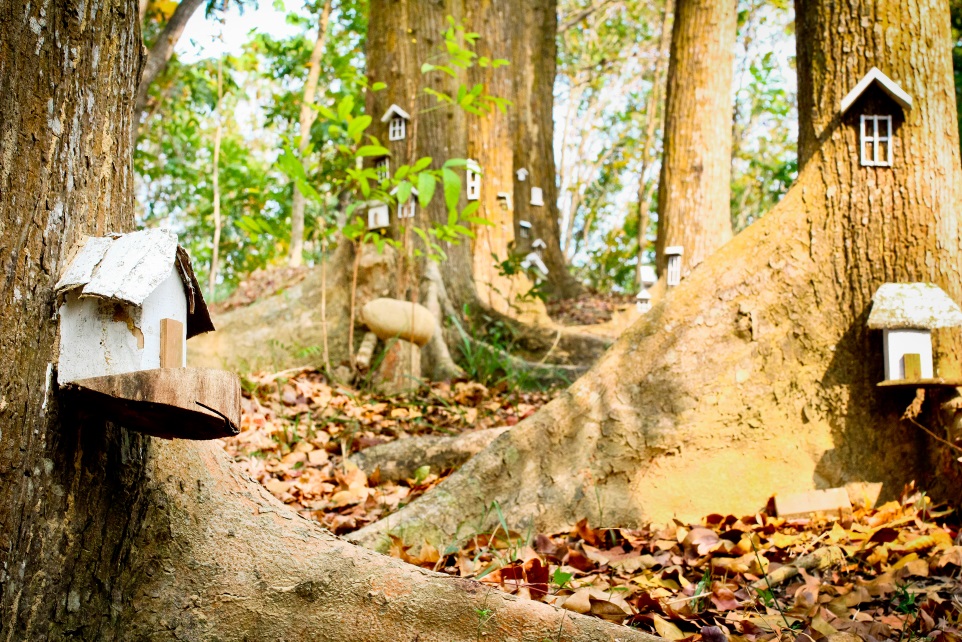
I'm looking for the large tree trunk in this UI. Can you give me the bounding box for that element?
[288,0,333,268]
[654,0,736,278]
[0,2,659,640]
[351,0,962,550]
[365,0,578,318]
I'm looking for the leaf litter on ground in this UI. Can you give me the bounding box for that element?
[224,369,962,641]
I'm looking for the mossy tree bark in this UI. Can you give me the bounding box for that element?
[654,0,736,278]
[351,0,962,550]
[0,2,660,640]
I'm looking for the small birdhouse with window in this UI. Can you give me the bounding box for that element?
[375,157,391,183]
[867,283,962,385]
[532,238,546,259]
[636,289,652,313]
[367,201,391,230]
[530,187,544,207]
[466,159,481,201]
[519,220,532,239]
[516,168,528,182]
[839,67,912,168]
[497,192,512,211]
[55,229,239,440]
[391,185,418,220]
[664,246,683,287]
[639,265,657,288]
[381,104,410,141]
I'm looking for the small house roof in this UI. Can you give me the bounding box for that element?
[519,220,532,228]
[520,252,549,276]
[664,246,684,256]
[867,283,962,330]
[56,229,214,338]
[532,238,547,248]
[840,67,913,115]
[389,185,419,197]
[380,104,410,122]
[636,289,651,300]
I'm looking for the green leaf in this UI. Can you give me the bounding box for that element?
[347,115,372,142]
[371,81,387,91]
[441,168,461,212]
[396,181,413,203]
[460,201,480,217]
[355,145,390,157]
[417,172,437,207]
[337,95,355,121]
[412,157,433,172]
[443,158,468,169]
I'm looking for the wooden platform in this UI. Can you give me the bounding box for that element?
[63,368,241,440]
[877,378,962,388]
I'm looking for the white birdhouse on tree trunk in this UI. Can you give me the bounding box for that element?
[519,220,532,239]
[867,283,962,384]
[530,187,544,207]
[636,289,652,313]
[664,246,683,287]
[639,265,657,288]
[532,238,546,259]
[381,104,410,141]
[54,230,239,440]
[367,202,390,230]
[391,185,418,220]
[466,159,481,201]
[839,67,912,168]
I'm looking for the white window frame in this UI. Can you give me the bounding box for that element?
[398,199,416,220]
[860,115,893,167]
[389,117,406,141]
[666,254,681,287]
[375,157,390,182]
[466,160,481,201]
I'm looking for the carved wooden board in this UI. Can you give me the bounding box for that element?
[63,368,240,440]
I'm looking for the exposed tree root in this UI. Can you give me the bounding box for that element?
[350,426,511,482]
[119,440,660,642]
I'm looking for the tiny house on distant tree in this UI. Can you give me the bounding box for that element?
[867,283,962,384]
[381,104,410,141]
[839,67,912,168]
[466,159,481,201]
[55,229,239,439]
[391,185,418,220]
[664,246,683,287]
[366,201,391,230]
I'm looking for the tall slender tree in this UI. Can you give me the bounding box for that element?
[654,0,737,278]
[352,0,962,548]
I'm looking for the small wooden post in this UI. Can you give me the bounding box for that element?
[160,318,184,368]
[903,353,922,380]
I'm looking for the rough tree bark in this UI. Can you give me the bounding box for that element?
[654,0,736,278]
[288,0,333,268]
[351,0,962,550]
[0,2,663,640]
[135,0,207,113]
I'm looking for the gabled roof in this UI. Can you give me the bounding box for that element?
[532,238,547,249]
[56,229,214,338]
[380,104,410,122]
[840,67,913,115]
[389,185,419,197]
[636,289,652,301]
[867,283,962,330]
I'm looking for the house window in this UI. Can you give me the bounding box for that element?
[398,200,416,220]
[389,117,406,141]
[375,157,390,182]
[466,160,481,201]
[860,115,893,167]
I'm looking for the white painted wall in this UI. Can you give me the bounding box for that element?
[882,329,933,381]
[58,267,187,383]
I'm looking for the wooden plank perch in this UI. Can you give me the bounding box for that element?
[63,368,241,440]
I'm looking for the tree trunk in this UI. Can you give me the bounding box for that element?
[635,0,674,288]
[288,0,333,268]
[0,2,661,640]
[365,0,578,319]
[351,0,962,550]
[654,0,736,278]
[510,0,584,299]
[135,0,207,114]
[208,53,223,296]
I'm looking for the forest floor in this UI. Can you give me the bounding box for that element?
[223,369,962,642]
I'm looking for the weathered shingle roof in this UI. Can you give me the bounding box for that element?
[867,283,962,330]
[56,229,214,338]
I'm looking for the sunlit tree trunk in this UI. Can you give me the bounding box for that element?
[352,0,962,548]
[288,0,333,268]
[0,2,658,640]
[635,0,674,288]
[654,0,736,278]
